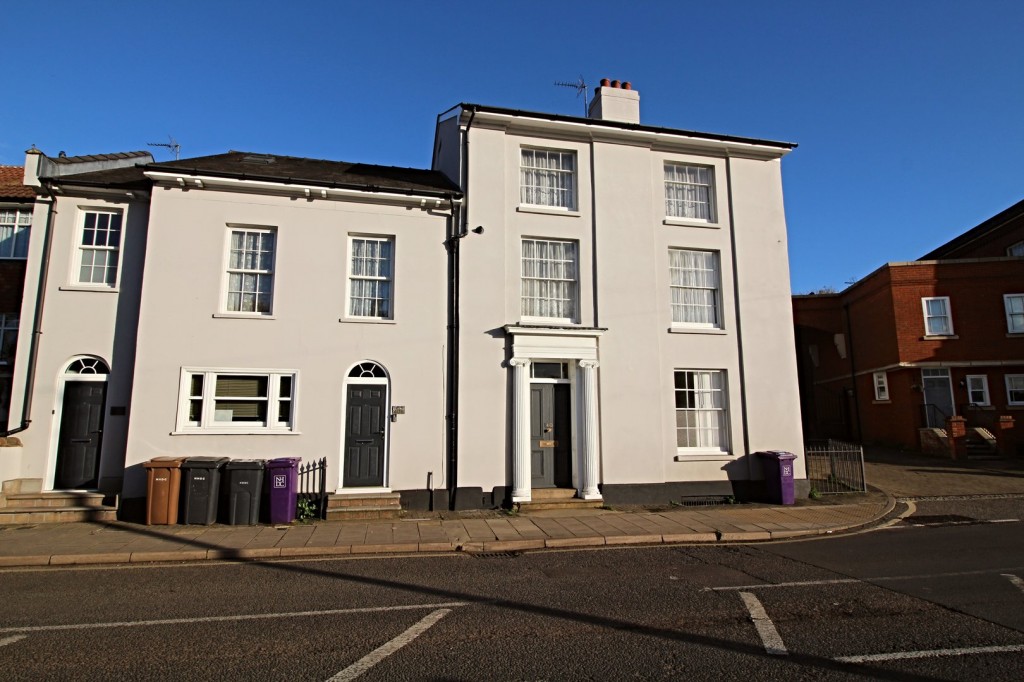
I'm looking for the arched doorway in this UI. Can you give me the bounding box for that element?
[341,361,390,490]
[52,357,109,489]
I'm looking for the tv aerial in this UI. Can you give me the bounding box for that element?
[147,136,181,160]
[554,76,589,115]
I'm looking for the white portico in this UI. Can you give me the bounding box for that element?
[506,326,603,503]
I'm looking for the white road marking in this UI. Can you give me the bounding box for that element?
[710,565,1024,591]
[0,602,467,635]
[327,608,451,681]
[0,634,27,647]
[836,644,1024,663]
[739,592,788,656]
[1004,573,1024,595]
[875,500,917,530]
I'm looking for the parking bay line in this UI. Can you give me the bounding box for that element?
[1005,573,1024,595]
[739,592,788,656]
[327,608,451,682]
[708,565,1024,592]
[836,644,1024,664]
[0,634,27,648]
[0,602,468,635]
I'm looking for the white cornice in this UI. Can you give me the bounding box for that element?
[469,110,791,160]
[144,171,459,210]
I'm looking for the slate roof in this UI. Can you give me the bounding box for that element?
[920,197,1024,260]
[0,165,34,200]
[48,151,152,165]
[147,151,462,196]
[457,103,798,150]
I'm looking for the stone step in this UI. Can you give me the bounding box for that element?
[2,492,111,510]
[324,506,403,521]
[517,499,604,512]
[529,488,577,501]
[326,493,402,509]
[0,506,118,525]
[2,478,43,495]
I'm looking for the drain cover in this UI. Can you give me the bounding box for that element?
[469,551,523,558]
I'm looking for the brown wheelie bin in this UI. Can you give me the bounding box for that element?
[144,457,188,525]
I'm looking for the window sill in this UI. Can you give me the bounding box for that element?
[517,205,581,218]
[674,452,733,462]
[1007,332,1024,338]
[663,218,721,229]
[872,400,891,405]
[668,327,726,335]
[1007,405,1024,410]
[172,429,300,436]
[212,313,277,320]
[340,317,397,325]
[921,334,958,340]
[521,317,579,326]
[59,285,119,294]
[0,256,28,261]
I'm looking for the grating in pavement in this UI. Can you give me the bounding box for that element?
[468,551,524,559]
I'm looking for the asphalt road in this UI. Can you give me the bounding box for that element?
[2,498,1023,681]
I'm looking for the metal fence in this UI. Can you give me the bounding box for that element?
[804,439,867,494]
[297,457,328,520]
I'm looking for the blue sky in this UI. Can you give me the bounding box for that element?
[2,1,1021,292]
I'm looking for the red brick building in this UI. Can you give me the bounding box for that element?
[794,199,1024,454]
[0,166,33,429]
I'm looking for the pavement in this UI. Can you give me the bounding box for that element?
[1,447,1022,568]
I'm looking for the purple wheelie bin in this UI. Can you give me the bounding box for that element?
[266,457,301,524]
[757,451,797,505]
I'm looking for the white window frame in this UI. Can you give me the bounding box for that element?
[74,208,124,288]
[669,249,721,329]
[674,369,730,453]
[175,368,297,434]
[1007,375,1024,406]
[520,148,577,211]
[0,207,31,259]
[873,372,889,401]
[922,296,953,336]
[223,226,276,315]
[1004,294,1024,334]
[966,375,990,406]
[346,235,395,320]
[1007,241,1024,257]
[521,238,579,323]
[664,163,716,222]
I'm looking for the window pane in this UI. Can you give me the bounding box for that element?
[215,375,268,398]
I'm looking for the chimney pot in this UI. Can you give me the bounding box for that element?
[600,78,610,87]
[623,81,632,90]
[611,80,621,88]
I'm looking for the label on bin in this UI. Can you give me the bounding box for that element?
[273,474,287,489]
[782,465,792,476]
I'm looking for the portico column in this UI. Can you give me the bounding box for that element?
[510,358,532,502]
[578,360,602,500]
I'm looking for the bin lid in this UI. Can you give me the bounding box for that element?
[223,459,265,470]
[182,456,230,469]
[755,450,797,461]
[144,456,188,469]
[266,457,301,469]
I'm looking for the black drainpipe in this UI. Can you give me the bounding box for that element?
[843,302,863,442]
[4,181,57,437]
[444,107,476,510]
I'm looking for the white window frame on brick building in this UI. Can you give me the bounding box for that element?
[1007,241,1024,257]
[873,371,889,401]
[966,375,990,406]
[922,296,953,336]
[1006,375,1024,406]
[0,208,31,259]
[1004,294,1024,334]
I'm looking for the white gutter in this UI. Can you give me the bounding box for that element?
[144,171,461,209]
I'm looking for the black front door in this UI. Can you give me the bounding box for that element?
[54,382,106,489]
[530,383,572,488]
[343,384,386,487]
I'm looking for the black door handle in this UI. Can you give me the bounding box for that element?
[355,439,372,444]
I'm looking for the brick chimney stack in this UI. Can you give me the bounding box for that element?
[587,78,640,124]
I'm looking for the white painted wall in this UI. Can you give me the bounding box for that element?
[122,186,450,498]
